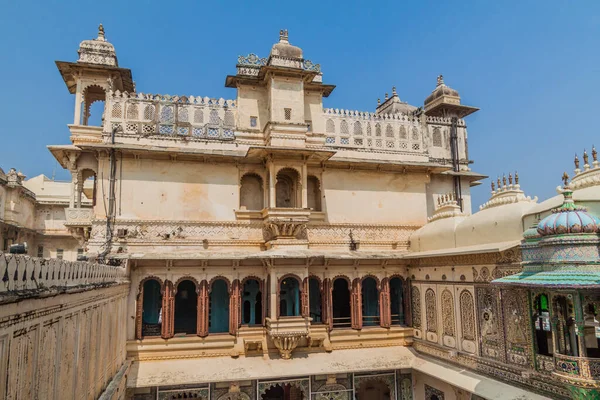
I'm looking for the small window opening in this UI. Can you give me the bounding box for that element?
[284,108,291,120]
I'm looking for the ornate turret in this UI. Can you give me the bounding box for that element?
[269,29,303,59]
[77,24,118,66]
[423,75,479,118]
[375,85,417,115]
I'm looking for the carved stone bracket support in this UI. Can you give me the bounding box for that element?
[269,331,307,360]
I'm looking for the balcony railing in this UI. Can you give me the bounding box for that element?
[105,91,236,142]
[64,207,93,227]
[553,353,600,380]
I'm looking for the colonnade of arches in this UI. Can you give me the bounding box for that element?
[136,275,411,339]
[239,171,322,211]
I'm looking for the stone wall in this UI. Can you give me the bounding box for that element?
[0,253,130,399]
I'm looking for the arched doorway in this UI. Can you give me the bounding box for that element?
[174,280,198,335]
[276,168,300,208]
[141,279,162,337]
[356,379,390,400]
[309,277,322,323]
[389,278,404,325]
[533,293,552,356]
[210,279,230,333]
[332,278,351,328]
[261,384,304,400]
[362,277,379,327]
[279,277,300,317]
[242,279,262,326]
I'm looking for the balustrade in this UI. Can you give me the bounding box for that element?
[0,253,127,294]
[552,353,600,380]
[64,207,94,227]
[105,91,237,141]
[322,108,425,153]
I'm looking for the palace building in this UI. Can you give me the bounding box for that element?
[1,25,600,400]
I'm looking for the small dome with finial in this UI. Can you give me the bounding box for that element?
[270,29,303,59]
[77,24,118,66]
[424,74,460,107]
[537,173,600,236]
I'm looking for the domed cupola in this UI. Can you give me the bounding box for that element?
[424,75,459,107]
[537,173,600,236]
[77,24,118,67]
[269,29,303,59]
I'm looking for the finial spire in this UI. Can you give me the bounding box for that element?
[562,172,570,187]
[385,92,389,100]
[574,154,580,169]
[279,29,289,43]
[98,23,105,41]
[497,176,501,189]
[502,174,507,187]
[593,145,598,162]
[436,74,444,86]
[508,172,513,185]
[515,171,519,185]
[392,86,397,96]
[491,181,495,192]
[377,98,381,106]
[583,149,589,166]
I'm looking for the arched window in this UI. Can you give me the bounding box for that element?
[209,109,220,125]
[366,123,372,136]
[412,286,421,329]
[533,293,552,356]
[432,127,442,147]
[353,121,363,136]
[441,289,455,337]
[126,103,139,120]
[177,106,189,122]
[554,295,577,356]
[399,126,407,140]
[160,105,174,123]
[141,279,162,337]
[240,174,264,210]
[459,290,475,341]
[307,175,322,211]
[279,277,300,317]
[209,279,230,333]
[385,125,394,138]
[361,277,379,326]
[375,123,382,137]
[332,278,351,328]
[143,104,155,120]
[326,119,335,133]
[389,278,404,325]
[309,277,322,323]
[242,279,262,326]
[174,280,197,335]
[340,120,349,135]
[276,168,300,208]
[412,127,419,141]
[193,109,204,123]
[224,110,235,127]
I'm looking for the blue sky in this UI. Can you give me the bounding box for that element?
[1,1,598,209]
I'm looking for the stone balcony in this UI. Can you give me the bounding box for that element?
[68,124,103,145]
[64,207,94,241]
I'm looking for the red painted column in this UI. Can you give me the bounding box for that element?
[351,278,362,329]
[380,278,391,328]
[301,277,310,318]
[322,278,332,330]
[229,279,240,335]
[135,284,144,340]
[161,281,175,339]
[197,280,209,337]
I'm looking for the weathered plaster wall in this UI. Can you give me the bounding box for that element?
[269,77,304,123]
[413,371,462,400]
[322,170,427,225]
[0,283,129,400]
[99,157,239,221]
[237,84,269,131]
